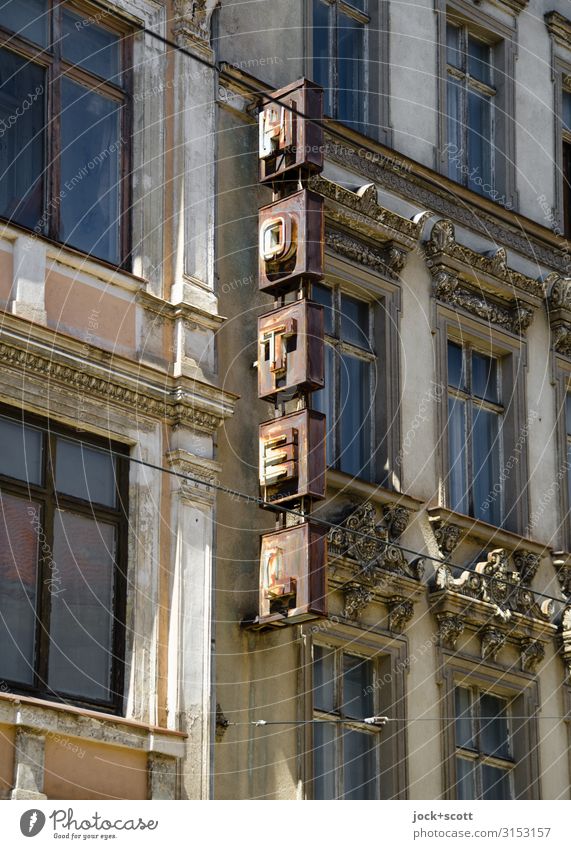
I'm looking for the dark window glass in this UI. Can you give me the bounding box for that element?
[448,395,468,514]
[563,90,571,134]
[480,693,510,759]
[313,721,336,799]
[60,79,122,264]
[0,493,39,685]
[62,8,121,83]
[342,654,373,719]
[0,50,44,230]
[482,764,511,800]
[312,0,332,116]
[468,36,492,85]
[313,282,334,334]
[467,89,492,189]
[455,687,474,749]
[313,343,335,467]
[447,341,464,389]
[340,354,371,478]
[314,645,335,713]
[55,438,116,507]
[0,416,42,485]
[48,511,116,701]
[1,0,48,46]
[341,293,369,348]
[472,352,497,402]
[446,23,461,69]
[564,140,571,238]
[456,757,476,799]
[338,13,365,130]
[343,729,375,799]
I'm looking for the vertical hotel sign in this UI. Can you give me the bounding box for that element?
[254,80,328,627]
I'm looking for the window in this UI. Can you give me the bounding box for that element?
[312,644,381,799]
[0,410,128,710]
[454,686,513,800]
[563,89,571,238]
[0,1,130,265]
[312,282,375,481]
[446,21,496,194]
[447,341,503,525]
[311,0,369,132]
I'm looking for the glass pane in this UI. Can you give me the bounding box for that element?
[0,493,39,684]
[337,13,365,130]
[566,393,571,436]
[0,416,42,485]
[60,78,122,264]
[342,653,373,719]
[312,343,335,467]
[340,293,369,349]
[312,0,332,116]
[343,729,376,799]
[0,49,45,230]
[467,89,492,192]
[62,8,121,85]
[314,645,335,712]
[472,407,501,524]
[472,351,498,403]
[340,355,371,480]
[455,686,474,749]
[480,693,510,759]
[447,341,464,389]
[347,0,367,11]
[563,91,571,134]
[468,36,492,86]
[447,395,468,513]
[456,757,476,800]
[313,721,336,799]
[48,510,116,701]
[312,283,334,334]
[0,0,48,46]
[55,438,116,507]
[446,76,463,182]
[482,764,512,800]
[446,23,462,69]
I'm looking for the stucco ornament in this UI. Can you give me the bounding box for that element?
[480,627,506,662]
[436,612,465,650]
[174,0,219,43]
[388,596,414,634]
[520,639,545,674]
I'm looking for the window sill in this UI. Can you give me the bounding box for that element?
[326,468,424,513]
[426,504,546,557]
[0,689,186,757]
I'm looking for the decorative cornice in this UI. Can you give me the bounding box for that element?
[324,230,407,281]
[308,174,426,251]
[545,273,571,356]
[546,11,571,53]
[425,219,544,302]
[561,605,571,679]
[432,270,534,335]
[324,137,571,277]
[437,612,465,650]
[0,334,236,435]
[429,516,464,558]
[500,0,529,12]
[328,501,422,621]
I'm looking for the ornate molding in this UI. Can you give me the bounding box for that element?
[388,596,414,634]
[561,606,571,679]
[429,518,463,558]
[545,273,571,356]
[325,230,407,281]
[499,0,528,11]
[432,270,534,335]
[546,11,571,53]
[437,612,465,650]
[324,137,571,277]
[520,639,545,674]
[308,174,426,252]
[0,338,234,434]
[552,553,571,597]
[173,0,219,52]
[328,501,422,621]
[480,627,506,662]
[434,549,553,622]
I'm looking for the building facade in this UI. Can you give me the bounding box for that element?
[0,0,236,799]
[214,0,571,799]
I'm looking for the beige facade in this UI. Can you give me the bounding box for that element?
[214,0,571,800]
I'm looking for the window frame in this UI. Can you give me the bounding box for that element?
[0,0,133,269]
[436,0,518,210]
[446,339,505,524]
[306,0,390,142]
[553,357,571,550]
[0,404,129,714]
[439,657,541,800]
[302,622,409,800]
[454,684,515,799]
[313,279,377,482]
[435,308,530,535]
[553,64,571,239]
